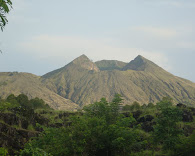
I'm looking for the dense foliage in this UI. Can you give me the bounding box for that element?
[0,94,52,155]
[17,95,195,156]
[0,0,12,31]
[153,97,183,151]
[0,93,194,155]
[0,94,51,112]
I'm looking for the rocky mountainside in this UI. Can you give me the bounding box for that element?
[0,55,194,109]
[0,72,78,111]
[122,55,164,72]
[42,55,195,107]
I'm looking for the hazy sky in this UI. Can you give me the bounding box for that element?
[0,0,195,82]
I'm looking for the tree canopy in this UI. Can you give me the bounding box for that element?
[0,0,12,31]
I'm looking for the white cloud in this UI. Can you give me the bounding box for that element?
[18,34,171,70]
[146,0,195,8]
[105,25,195,51]
[131,26,178,39]
[177,41,195,49]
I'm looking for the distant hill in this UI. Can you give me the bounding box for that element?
[0,55,194,109]
[42,55,195,107]
[0,72,78,111]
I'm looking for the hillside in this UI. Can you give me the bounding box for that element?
[0,72,78,111]
[42,55,195,107]
[2,94,195,155]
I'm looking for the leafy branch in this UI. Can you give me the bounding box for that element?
[0,0,12,31]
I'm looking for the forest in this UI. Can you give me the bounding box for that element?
[0,94,194,156]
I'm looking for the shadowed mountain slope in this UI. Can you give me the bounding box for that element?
[42,55,195,107]
[122,55,165,72]
[0,72,78,111]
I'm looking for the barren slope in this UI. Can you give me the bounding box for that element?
[0,72,78,110]
[42,55,195,107]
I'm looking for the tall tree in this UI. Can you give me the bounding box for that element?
[153,97,182,151]
[0,0,12,31]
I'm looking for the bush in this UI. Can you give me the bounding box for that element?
[0,147,8,156]
[174,131,195,156]
[21,95,150,156]
[20,144,51,156]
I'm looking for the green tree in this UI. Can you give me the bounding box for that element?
[147,102,155,108]
[131,101,141,111]
[21,127,71,156]
[0,0,12,31]
[16,94,30,107]
[21,95,149,156]
[20,144,52,156]
[83,94,123,124]
[29,97,51,110]
[153,97,182,151]
[6,94,19,106]
[122,104,132,111]
[174,130,195,156]
[0,147,8,156]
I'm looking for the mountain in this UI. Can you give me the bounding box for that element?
[42,55,195,107]
[0,55,194,109]
[0,72,78,111]
[95,60,127,71]
[122,55,164,72]
[43,54,99,79]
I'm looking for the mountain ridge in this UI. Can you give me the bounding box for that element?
[122,55,165,72]
[41,55,195,107]
[0,55,194,109]
[95,60,127,71]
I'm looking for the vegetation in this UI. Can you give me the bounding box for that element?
[17,95,194,156]
[1,94,52,111]
[0,94,53,154]
[0,147,8,156]
[0,0,12,31]
[153,97,182,151]
[0,93,194,155]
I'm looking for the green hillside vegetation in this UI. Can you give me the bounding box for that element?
[0,94,194,155]
[0,94,51,155]
[17,95,194,156]
[0,94,80,155]
[42,55,195,107]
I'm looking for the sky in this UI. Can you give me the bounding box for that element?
[0,0,195,82]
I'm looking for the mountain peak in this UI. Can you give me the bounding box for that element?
[137,55,144,58]
[134,55,148,62]
[72,54,89,63]
[122,55,160,71]
[71,54,99,72]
